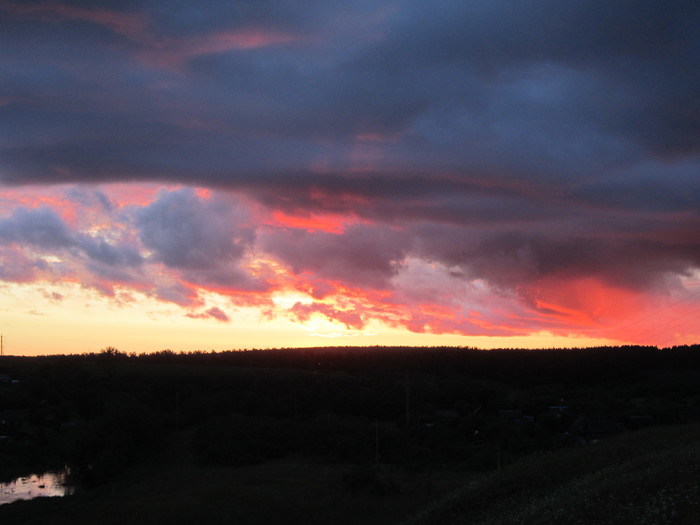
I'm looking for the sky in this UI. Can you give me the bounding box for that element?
[1,0,699,355]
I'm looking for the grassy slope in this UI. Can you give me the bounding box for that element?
[404,424,700,525]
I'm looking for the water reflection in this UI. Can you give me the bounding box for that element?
[0,470,74,505]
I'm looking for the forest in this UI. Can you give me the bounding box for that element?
[1,345,699,524]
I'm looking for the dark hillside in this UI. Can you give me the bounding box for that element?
[405,424,700,525]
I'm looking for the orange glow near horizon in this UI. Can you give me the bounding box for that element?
[2,251,697,354]
[0,277,636,357]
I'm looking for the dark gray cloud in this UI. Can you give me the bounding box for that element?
[137,189,242,269]
[260,223,409,290]
[0,206,145,287]
[0,207,74,248]
[3,0,698,190]
[136,188,265,290]
[1,0,699,308]
[78,236,142,267]
[416,226,700,293]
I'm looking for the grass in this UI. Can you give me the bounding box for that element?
[403,424,700,525]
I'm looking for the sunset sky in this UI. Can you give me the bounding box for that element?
[1,1,699,355]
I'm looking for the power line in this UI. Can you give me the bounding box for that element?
[601,285,700,344]
[623,302,700,346]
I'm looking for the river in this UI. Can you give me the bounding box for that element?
[0,469,74,505]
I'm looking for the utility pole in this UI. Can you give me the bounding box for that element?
[1,334,4,357]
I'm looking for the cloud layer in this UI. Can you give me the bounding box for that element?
[1,1,699,346]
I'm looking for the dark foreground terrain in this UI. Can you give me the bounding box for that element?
[407,423,700,525]
[1,345,699,523]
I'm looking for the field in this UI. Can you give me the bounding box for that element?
[1,345,699,523]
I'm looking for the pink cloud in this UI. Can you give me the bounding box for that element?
[185,306,230,323]
[289,302,365,330]
[183,29,297,56]
[267,210,359,234]
[0,246,41,283]
[139,28,298,70]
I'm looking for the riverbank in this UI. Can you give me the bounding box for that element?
[0,429,469,525]
[0,470,74,506]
